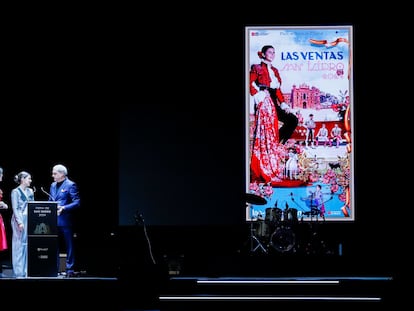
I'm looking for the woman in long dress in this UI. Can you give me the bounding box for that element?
[10,171,34,278]
[249,45,286,184]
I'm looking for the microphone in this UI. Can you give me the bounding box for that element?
[41,187,53,200]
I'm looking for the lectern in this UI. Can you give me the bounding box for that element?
[27,201,58,277]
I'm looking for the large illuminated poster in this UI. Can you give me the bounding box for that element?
[245,25,354,222]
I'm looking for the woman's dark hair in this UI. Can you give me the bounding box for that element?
[261,45,274,54]
[14,171,30,184]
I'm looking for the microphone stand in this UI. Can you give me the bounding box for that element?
[134,211,156,264]
[41,187,54,201]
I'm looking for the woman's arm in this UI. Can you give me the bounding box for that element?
[11,189,23,225]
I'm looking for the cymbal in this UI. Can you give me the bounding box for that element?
[245,193,267,205]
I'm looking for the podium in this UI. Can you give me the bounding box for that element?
[27,201,58,277]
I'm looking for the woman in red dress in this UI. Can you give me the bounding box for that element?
[249,45,297,184]
[0,167,9,252]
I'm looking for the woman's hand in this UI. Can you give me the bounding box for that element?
[0,201,7,209]
[253,90,268,105]
[280,102,291,113]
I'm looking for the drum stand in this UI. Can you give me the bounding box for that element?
[248,221,268,253]
[242,197,269,254]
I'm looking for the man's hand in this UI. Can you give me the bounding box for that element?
[57,206,65,216]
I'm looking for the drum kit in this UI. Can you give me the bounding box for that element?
[245,193,298,253]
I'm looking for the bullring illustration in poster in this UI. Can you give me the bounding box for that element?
[245,25,354,222]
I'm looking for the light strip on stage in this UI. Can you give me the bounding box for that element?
[173,276,393,281]
[197,280,339,284]
[159,296,381,301]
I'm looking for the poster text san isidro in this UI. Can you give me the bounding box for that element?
[280,50,346,78]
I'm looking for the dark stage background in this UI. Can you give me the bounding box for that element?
[1,8,406,308]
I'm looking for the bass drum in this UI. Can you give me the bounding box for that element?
[270,227,295,253]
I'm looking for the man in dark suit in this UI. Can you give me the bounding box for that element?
[49,164,80,277]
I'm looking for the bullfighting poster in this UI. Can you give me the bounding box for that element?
[245,25,354,222]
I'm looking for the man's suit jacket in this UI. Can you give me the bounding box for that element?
[49,178,80,227]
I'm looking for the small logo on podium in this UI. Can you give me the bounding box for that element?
[34,223,51,234]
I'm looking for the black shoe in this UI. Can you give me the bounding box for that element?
[66,270,75,278]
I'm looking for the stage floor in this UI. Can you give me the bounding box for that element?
[0,247,401,310]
